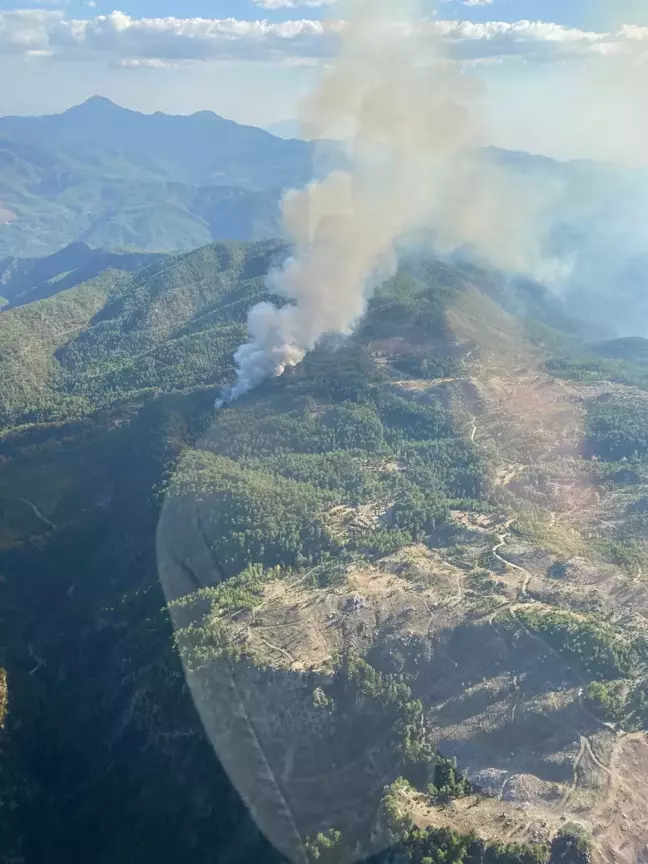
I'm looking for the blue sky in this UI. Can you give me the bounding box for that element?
[0,0,646,163]
[1,0,646,26]
[0,0,639,28]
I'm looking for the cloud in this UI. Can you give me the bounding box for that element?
[434,19,611,62]
[0,9,643,68]
[0,10,63,55]
[619,23,648,40]
[0,11,335,63]
[253,0,337,7]
[114,57,189,70]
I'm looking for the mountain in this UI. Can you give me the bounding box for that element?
[483,146,648,337]
[0,97,314,257]
[3,97,648,342]
[0,97,312,189]
[2,241,648,862]
[0,241,165,309]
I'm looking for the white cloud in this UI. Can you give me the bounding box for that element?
[433,19,611,62]
[0,10,64,54]
[0,9,642,68]
[253,0,337,7]
[619,23,648,39]
[11,11,336,63]
[441,0,494,7]
[115,57,188,69]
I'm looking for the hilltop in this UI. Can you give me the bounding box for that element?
[162,264,648,863]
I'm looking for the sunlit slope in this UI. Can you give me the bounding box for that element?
[163,275,648,863]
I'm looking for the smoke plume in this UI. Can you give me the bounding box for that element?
[218,0,553,406]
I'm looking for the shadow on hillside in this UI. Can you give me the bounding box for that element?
[0,398,291,864]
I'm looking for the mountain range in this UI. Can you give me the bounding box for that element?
[3,95,648,864]
[0,96,321,257]
[3,98,648,340]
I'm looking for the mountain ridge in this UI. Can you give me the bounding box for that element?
[0,241,166,310]
[3,97,648,346]
[2,96,645,266]
[0,97,313,258]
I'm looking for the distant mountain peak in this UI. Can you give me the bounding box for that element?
[84,95,115,106]
[86,95,117,106]
[65,96,123,115]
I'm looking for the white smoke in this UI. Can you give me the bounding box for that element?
[218,0,554,406]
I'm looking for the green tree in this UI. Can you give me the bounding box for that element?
[549,825,592,864]
[306,829,351,862]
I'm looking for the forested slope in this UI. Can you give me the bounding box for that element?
[0,242,482,862]
[0,240,284,428]
[0,240,647,864]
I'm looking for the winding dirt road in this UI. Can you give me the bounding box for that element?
[492,534,532,598]
[0,496,56,530]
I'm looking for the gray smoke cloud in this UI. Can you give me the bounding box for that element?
[212,0,648,403]
[217,0,559,406]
